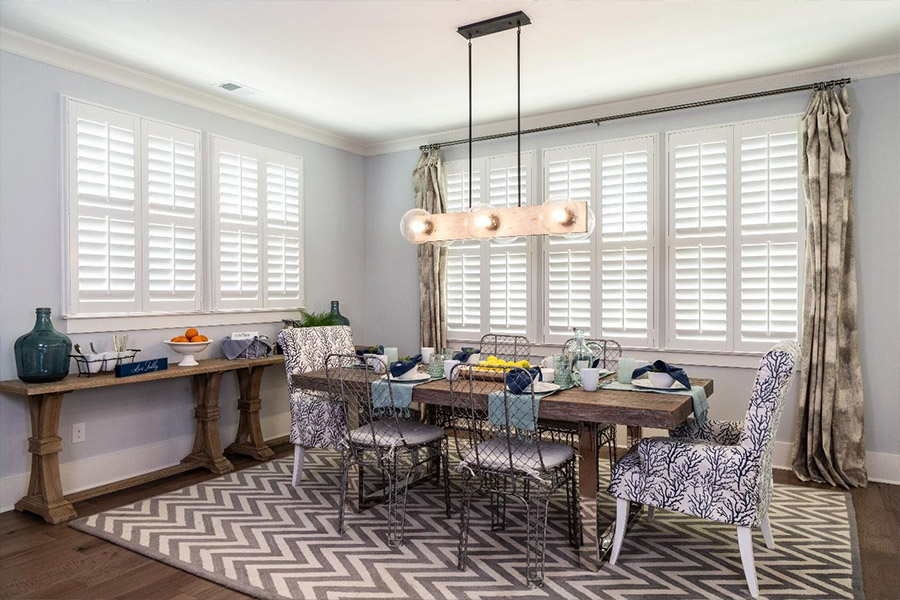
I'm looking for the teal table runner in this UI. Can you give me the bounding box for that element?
[487,388,561,431]
[371,375,437,417]
[601,380,709,424]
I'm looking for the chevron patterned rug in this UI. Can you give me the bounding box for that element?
[71,450,861,600]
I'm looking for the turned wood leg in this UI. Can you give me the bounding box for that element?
[226,366,275,461]
[15,393,77,524]
[626,425,643,448]
[182,371,234,475]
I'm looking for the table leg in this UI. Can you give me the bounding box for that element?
[182,372,234,475]
[577,422,599,569]
[15,393,77,524]
[226,366,275,461]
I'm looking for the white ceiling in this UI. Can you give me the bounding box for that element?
[1,1,899,146]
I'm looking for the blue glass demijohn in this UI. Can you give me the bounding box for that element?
[330,300,350,326]
[14,308,72,383]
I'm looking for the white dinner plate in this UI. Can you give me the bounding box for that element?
[631,378,688,391]
[385,372,431,382]
[531,381,560,394]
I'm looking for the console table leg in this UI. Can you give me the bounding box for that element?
[226,366,275,461]
[182,372,234,475]
[15,393,77,524]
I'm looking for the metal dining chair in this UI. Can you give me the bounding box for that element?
[448,363,580,588]
[325,353,451,547]
[479,333,533,362]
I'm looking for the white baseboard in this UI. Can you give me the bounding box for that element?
[0,412,290,514]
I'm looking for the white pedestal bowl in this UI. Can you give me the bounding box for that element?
[164,339,213,367]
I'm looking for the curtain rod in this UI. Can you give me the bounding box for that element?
[419,77,850,152]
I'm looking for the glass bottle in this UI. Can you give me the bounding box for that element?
[14,308,72,383]
[329,300,350,326]
[567,328,593,385]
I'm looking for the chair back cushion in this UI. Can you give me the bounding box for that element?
[278,326,354,393]
[740,340,801,517]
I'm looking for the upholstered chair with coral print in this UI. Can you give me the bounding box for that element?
[607,340,801,598]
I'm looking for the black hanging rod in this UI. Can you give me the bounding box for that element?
[419,77,850,152]
[458,11,531,39]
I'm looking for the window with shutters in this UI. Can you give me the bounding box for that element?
[444,152,535,340]
[66,98,200,316]
[211,137,304,310]
[666,115,802,352]
[64,97,304,323]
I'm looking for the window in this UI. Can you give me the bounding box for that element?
[65,98,304,321]
[445,152,535,340]
[211,137,304,310]
[67,99,201,316]
[666,116,802,352]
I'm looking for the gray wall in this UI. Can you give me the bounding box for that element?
[0,52,367,489]
[362,74,900,460]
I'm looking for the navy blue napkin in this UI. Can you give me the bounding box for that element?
[356,345,384,357]
[453,347,480,362]
[505,367,543,395]
[390,354,422,378]
[631,360,691,389]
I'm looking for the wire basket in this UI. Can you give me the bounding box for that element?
[71,349,141,377]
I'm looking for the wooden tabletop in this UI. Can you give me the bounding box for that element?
[0,355,285,396]
[293,369,713,430]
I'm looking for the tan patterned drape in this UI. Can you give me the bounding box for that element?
[791,87,867,488]
[411,150,448,350]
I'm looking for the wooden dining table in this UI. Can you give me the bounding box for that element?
[292,368,713,568]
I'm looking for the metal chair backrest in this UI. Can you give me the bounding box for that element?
[562,337,622,370]
[479,334,533,363]
[447,363,548,475]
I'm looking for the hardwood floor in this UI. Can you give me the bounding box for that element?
[1,444,897,599]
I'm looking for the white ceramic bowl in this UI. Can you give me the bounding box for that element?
[647,371,675,388]
[394,367,421,380]
[363,353,386,373]
[164,339,213,367]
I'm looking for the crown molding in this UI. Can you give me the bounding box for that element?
[363,53,900,156]
[0,28,369,156]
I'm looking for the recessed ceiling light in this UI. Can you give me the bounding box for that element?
[215,81,260,96]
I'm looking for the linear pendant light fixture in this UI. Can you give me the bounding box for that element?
[401,11,594,244]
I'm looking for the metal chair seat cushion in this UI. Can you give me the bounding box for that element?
[460,437,574,477]
[348,419,446,448]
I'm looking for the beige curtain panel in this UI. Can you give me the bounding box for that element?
[791,87,868,488]
[411,150,448,351]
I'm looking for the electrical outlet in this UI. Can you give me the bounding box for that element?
[72,422,86,444]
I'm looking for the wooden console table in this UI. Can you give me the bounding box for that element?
[0,355,284,524]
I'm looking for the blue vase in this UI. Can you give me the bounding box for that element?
[14,308,72,383]
[330,300,350,326]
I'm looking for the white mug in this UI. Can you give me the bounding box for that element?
[540,355,555,369]
[580,367,601,392]
[421,347,434,365]
[444,359,461,381]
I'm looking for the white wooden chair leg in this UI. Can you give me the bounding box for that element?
[760,515,775,549]
[646,505,655,522]
[610,498,630,565]
[292,445,306,485]
[737,526,759,598]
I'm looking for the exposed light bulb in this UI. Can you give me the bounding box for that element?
[465,203,501,239]
[400,208,434,244]
[410,219,427,233]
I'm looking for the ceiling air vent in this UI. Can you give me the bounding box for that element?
[215,81,260,96]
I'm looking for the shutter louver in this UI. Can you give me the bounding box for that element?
[265,157,303,306]
[547,249,592,336]
[736,117,802,349]
[673,244,728,341]
[598,138,654,345]
[445,163,483,335]
[673,139,728,238]
[145,122,200,311]
[70,102,139,313]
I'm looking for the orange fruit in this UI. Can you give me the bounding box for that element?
[185,328,199,339]
[190,335,208,343]
[171,335,189,343]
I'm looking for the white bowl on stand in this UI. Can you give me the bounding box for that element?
[164,339,213,367]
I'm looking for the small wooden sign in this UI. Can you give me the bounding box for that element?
[231,331,259,341]
[115,358,168,378]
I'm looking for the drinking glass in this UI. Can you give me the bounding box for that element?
[428,352,445,378]
[553,354,572,387]
[617,357,636,384]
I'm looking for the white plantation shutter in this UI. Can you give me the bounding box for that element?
[214,138,261,308]
[444,161,483,336]
[542,145,596,342]
[264,152,304,307]
[667,127,732,350]
[68,101,140,314]
[485,153,534,336]
[143,120,201,312]
[598,137,654,346]
[736,117,802,350]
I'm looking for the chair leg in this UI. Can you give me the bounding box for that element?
[292,445,305,485]
[440,439,452,518]
[646,505,655,522]
[760,515,775,549]
[387,461,412,547]
[457,474,475,571]
[525,493,551,588]
[338,453,350,535]
[737,525,760,598]
[610,497,630,565]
